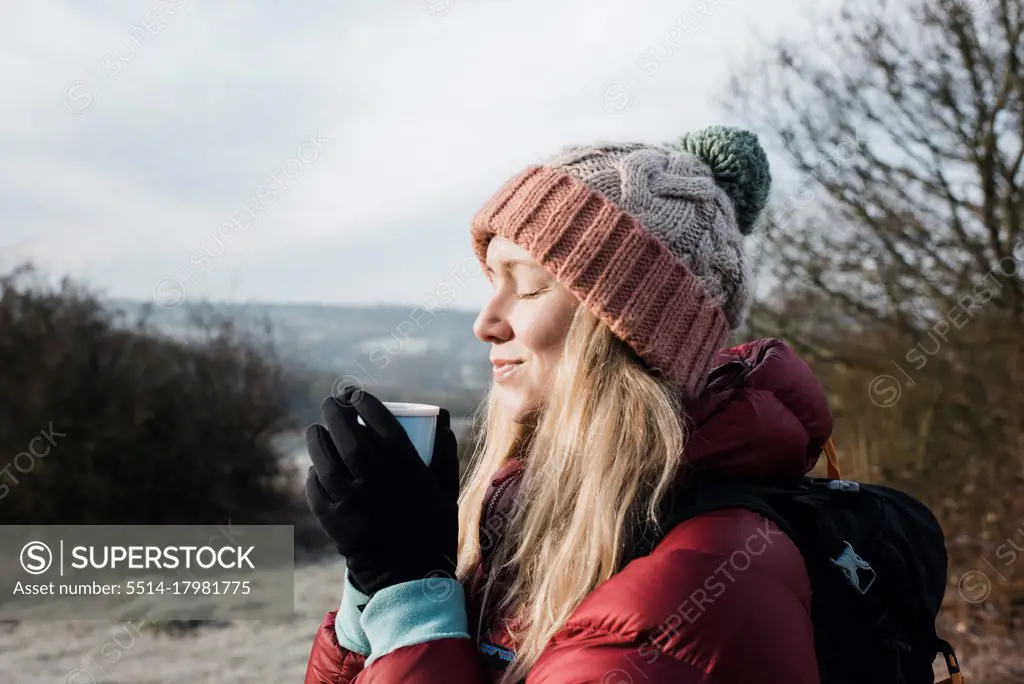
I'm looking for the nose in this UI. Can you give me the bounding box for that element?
[473,295,513,344]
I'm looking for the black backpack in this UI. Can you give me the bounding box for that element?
[642,441,966,684]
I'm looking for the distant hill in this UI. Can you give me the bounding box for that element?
[107,298,492,422]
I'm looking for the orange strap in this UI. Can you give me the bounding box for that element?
[938,645,966,684]
[823,438,840,480]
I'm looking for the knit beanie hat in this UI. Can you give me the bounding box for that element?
[470,125,772,401]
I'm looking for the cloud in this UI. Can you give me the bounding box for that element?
[0,0,822,305]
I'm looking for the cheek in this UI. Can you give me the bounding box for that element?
[516,302,575,359]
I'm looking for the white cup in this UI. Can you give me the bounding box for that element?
[357,402,439,466]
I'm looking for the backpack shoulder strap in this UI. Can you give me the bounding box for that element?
[629,474,802,562]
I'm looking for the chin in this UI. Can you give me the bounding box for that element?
[499,395,530,424]
[496,386,541,425]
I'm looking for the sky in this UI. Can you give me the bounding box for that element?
[1,0,831,312]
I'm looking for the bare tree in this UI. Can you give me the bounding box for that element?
[728,0,1024,658]
[741,0,1021,324]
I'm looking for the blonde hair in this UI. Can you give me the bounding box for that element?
[456,304,687,683]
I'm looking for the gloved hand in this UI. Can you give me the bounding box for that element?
[305,386,461,597]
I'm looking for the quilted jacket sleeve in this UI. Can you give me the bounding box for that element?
[305,577,488,684]
[304,610,369,684]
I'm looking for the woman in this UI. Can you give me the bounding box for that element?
[303,126,830,683]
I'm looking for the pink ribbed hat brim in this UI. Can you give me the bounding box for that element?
[471,165,729,400]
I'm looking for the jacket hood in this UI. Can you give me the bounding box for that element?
[486,338,833,492]
[680,338,833,480]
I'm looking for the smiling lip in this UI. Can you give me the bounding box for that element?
[492,360,523,383]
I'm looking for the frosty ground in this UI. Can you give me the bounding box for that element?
[0,556,345,683]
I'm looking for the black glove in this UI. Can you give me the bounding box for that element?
[304,386,460,596]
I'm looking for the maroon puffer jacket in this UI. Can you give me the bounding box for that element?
[305,338,832,683]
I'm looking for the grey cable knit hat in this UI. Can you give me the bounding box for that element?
[545,127,770,328]
[471,125,772,399]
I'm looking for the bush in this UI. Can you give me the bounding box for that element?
[0,265,301,526]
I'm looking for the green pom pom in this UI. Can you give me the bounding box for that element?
[672,125,771,235]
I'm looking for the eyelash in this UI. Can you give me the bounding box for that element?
[484,271,546,299]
